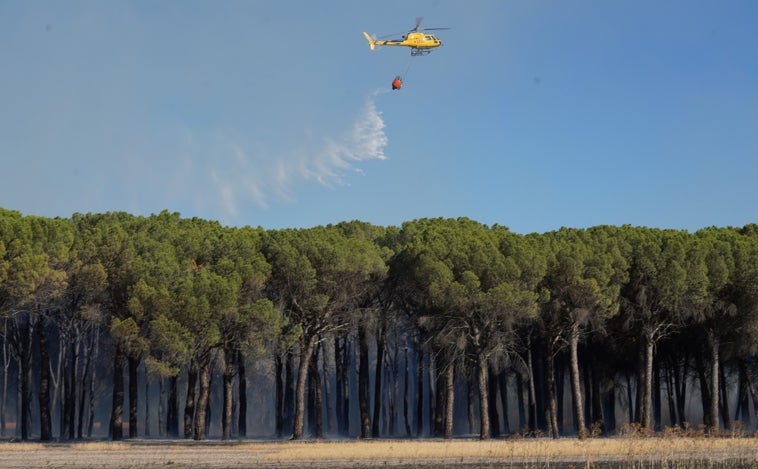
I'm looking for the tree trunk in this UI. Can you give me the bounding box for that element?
[526,336,539,433]
[477,352,490,440]
[403,345,411,437]
[308,345,323,438]
[66,338,78,440]
[545,339,559,438]
[19,317,33,441]
[735,359,751,425]
[665,360,677,428]
[719,361,731,430]
[673,351,688,425]
[37,318,52,441]
[129,355,139,438]
[222,359,233,440]
[158,378,165,437]
[87,332,100,438]
[78,335,93,440]
[467,370,475,435]
[434,361,444,437]
[333,337,344,436]
[110,344,125,440]
[340,336,350,436]
[371,322,385,438]
[184,364,198,438]
[641,330,654,432]
[322,343,333,434]
[444,362,455,439]
[237,352,247,437]
[194,359,211,440]
[745,368,758,425]
[292,333,317,440]
[708,329,720,433]
[415,343,424,437]
[569,322,587,438]
[358,324,371,438]
[144,368,151,437]
[1,319,8,438]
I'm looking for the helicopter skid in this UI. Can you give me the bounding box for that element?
[411,48,432,56]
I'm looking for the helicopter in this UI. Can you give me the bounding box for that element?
[363,17,449,56]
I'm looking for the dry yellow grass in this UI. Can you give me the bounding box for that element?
[0,437,756,468]
[242,437,758,461]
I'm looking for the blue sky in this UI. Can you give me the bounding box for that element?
[1,1,756,234]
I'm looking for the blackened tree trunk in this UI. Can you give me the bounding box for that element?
[371,322,385,438]
[110,344,125,440]
[167,375,178,437]
[403,345,411,437]
[284,351,294,435]
[36,318,52,441]
[184,364,198,438]
[333,337,343,436]
[358,324,371,438]
[18,317,33,441]
[275,352,284,438]
[433,361,444,437]
[338,337,353,436]
[515,369,526,432]
[498,370,511,435]
[129,355,139,438]
[488,366,500,438]
[736,359,752,425]
[467,371,476,435]
[653,360,662,431]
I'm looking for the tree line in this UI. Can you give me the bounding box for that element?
[1,207,757,441]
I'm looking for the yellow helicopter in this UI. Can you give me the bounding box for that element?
[363,17,449,56]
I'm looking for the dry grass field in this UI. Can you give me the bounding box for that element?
[0,437,756,468]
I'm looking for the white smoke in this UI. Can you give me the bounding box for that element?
[203,91,388,221]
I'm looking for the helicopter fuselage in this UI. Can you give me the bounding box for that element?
[363,31,441,55]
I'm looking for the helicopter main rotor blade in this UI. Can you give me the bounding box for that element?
[414,16,423,31]
[423,27,450,31]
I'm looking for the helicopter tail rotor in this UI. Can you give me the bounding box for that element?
[362,31,376,50]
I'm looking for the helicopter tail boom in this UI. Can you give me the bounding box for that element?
[363,32,376,50]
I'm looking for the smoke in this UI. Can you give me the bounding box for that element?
[202,91,389,221]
